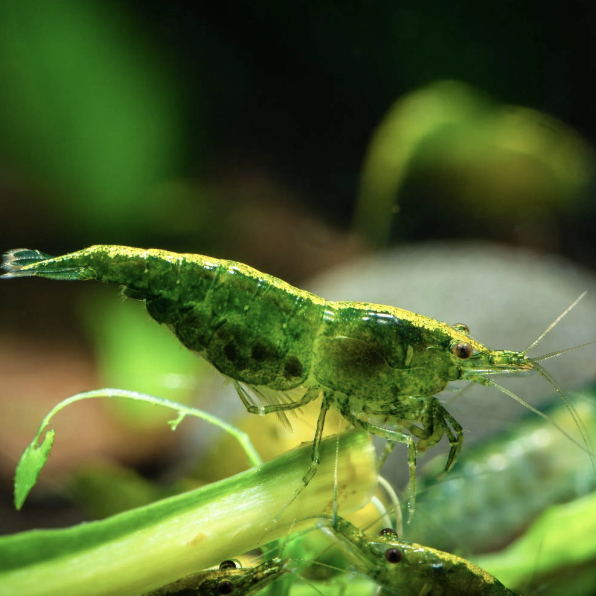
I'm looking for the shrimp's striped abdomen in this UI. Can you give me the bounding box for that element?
[2,245,325,390]
[165,255,325,389]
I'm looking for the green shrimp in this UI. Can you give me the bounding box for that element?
[142,558,287,596]
[321,515,519,595]
[1,245,587,518]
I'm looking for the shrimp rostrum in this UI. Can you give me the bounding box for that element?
[1,246,586,517]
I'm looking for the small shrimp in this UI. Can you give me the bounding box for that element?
[1,246,590,519]
[141,557,287,596]
[321,515,519,595]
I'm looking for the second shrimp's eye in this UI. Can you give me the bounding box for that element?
[452,342,473,359]
[217,580,235,594]
[385,548,403,563]
[219,560,238,570]
[453,323,470,335]
[380,527,398,537]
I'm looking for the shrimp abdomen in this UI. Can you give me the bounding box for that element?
[170,259,325,389]
[2,245,324,391]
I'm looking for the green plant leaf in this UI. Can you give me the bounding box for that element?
[0,431,377,596]
[14,429,55,510]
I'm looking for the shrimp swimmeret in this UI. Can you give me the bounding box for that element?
[2,246,591,518]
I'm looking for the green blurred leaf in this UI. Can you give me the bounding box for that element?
[355,80,595,246]
[474,490,596,593]
[0,0,182,233]
[71,464,163,518]
[81,290,206,427]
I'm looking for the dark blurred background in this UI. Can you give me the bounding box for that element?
[1,0,596,533]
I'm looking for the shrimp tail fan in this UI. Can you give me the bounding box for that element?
[1,249,79,280]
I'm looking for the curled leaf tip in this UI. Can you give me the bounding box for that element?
[14,429,55,510]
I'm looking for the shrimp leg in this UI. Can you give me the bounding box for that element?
[341,409,418,519]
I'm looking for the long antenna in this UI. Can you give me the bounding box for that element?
[531,339,596,363]
[480,374,596,469]
[522,292,586,355]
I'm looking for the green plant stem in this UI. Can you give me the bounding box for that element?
[14,388,263,510]
[38,388,262,466]
[0,430,377,596]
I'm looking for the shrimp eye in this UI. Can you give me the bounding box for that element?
[385,548,403,563]
[219,560,238,570]
[217,580,235,594]
[453,323,470,335]
[380,527,398,537]
[452,342,473,359]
